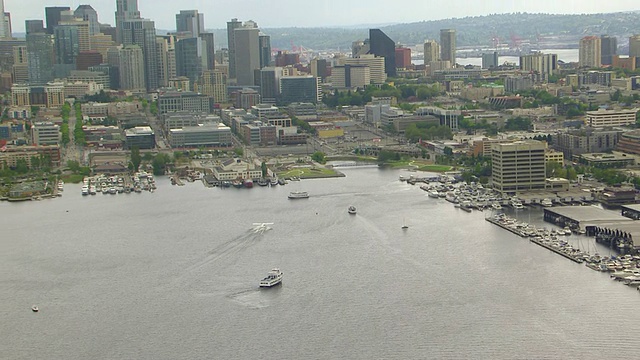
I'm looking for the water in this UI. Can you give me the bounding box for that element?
[414,48,579,67]
[2,167,639,359]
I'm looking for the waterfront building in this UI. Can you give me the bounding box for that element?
[0,145,61,168]
[491,140,546,195]
[124,126,155,149]
[600,35,617,66]
[440,29,456,66]
[579,36,601,68]
[423,40,440,63]
[279,76,320,105]
[213,158,262,181]
[369,29,396,77]
[553,128,622,158]
[169,123,232,148]
[31,122,60,146]
[234,26,260,86]
[587,108,638,128]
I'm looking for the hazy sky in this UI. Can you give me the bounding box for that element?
[5,0,640,33]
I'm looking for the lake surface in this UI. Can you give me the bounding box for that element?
[2,167,639,359]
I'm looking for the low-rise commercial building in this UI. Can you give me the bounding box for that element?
[587,108,638,128]
[31,122,60,146]
[124,126,155,149]
[573,153,635,168]
[169,123,233,148]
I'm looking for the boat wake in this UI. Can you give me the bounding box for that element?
[182,230,265,276]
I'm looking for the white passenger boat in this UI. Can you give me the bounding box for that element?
[348,205,357,214]
[259,269,283,287]
[288,191,309,199]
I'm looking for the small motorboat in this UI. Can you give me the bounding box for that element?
[348,205,357,214]
[31,306,38,312]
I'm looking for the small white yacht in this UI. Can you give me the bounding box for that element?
[260,269,283,287]
[348,205,357,214]
[541,198,553,207]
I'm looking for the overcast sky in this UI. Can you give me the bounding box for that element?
[5,0,639,33]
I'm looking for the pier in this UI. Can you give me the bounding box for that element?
[529,238,584,264]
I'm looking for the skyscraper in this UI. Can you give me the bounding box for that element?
[45,6,70,34]
[175,37,207,85]
[176,10,204,38]
[630,35,640,67]
[226,18,242,79]
[110,45,145,91]
[440,29,456,66]
[423,40,440,63]
[199,69,227,103]
[579,36,601,68]
[600,35,617,66]
[234,26,260,86]
[0,0,10,39]
[53,24,79,66]
[115,0,140,44]
[368,29,396,77]
[199,32,215,71]
[156,34,176,87]
[26,32,54,84]
[74,5,100,36]
[25,20,44,35]
[259,33,271,68]
[121,18,158,91]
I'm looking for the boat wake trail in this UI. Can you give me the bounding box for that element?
[183,230,263,275]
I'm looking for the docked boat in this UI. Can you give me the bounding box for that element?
[259,268,283,287]
[221,181,231,188]
[491,202,503,210]
[257,178,269,186]
[244,179,254,188]
[348,205,357,214]
[81,185,89,196]
[232,179,244,188]
[541,198,553,207]
[510,199,524,209]
[270,178,279,186]
[288,191,309,199]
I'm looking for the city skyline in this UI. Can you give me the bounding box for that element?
[4,0,640,33]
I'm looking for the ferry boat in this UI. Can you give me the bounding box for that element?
[288,191,309,199]
[259,268,283,287]
[348,205,357,214]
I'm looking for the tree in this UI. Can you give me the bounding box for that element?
[311,151,326,164]
[130,146,141,172]
[261,161,267,177]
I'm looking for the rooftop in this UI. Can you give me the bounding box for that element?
[545,206,632,224]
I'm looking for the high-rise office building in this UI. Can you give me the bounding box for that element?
[482,52,499,69]
[198,69,227,103]
[440,29,456,66]
[423,40,440,63]
[12,45,28,83]
[395,47,411,69]
[58,11,91,53]
[519,53,557,78]
[258,66,283,102]
[600,35,617,66]
[0,0,10,39]
[259,33,271,69]
[175,37,207,85]
[74,5,100,36]
[630,35,640,67]
[234,27,260,86]
[109,45,145,91]
[491,140,546,195]
[45,6,69,34]
[25,20,44,35]
[579,36,601,68]
[26,32,54,84]
[176,10,204,38]
[156,34,176,88]
[53,24,79,73]
[279,76,320,105]
[369,29,396,77]
[310,58,327,83]
[226,18,242,79]
[121,18,158,91]
[199,32,215,71]
[115,0,140,44]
